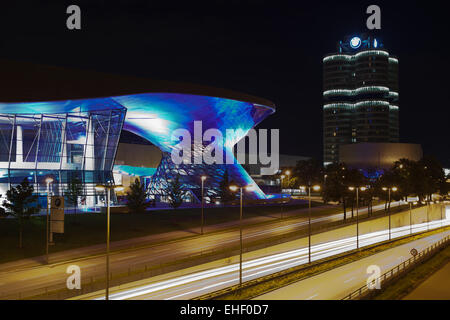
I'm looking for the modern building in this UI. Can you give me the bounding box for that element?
[0,59,275,207]
[339,142,423,171]
[323,34,399,165]
[113,141,161,195]
[236,153,310,193]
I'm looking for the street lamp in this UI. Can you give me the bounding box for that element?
[349,186,366,249]
[285,170,291,195]
[382,186,398,240]
[301,184,321,263]
[201,176,206,235]
[95,183,124,301]
[408,200,418,235]
[280,175,285,190]
[45,177,54,264]
[229,183,255,286]
[280,175,286,219]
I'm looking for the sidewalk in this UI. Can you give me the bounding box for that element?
[0,203,335,273]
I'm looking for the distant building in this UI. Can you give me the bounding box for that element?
[339,142,422,170]
[241,154,310,194]
[323,34,399,165]
[113,142,162,194]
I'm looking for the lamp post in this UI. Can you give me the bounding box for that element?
[229,183,255,286]
[201,176,206,235]
[280,175,285,219]
[409,201,413,234]
[302,184,321,263]
[349,186,366,249]
[383,186,398,240]
[409,201,418,234]
[95,183,124,301]
[45,177,54,264]
[285,170,291,195]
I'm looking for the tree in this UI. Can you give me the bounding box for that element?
[166,174,184,209]
[0,195,6,217]
[126,178,150,213]
[392,158,416,200]
[441,171,450,198]
[342,167,367,218]
[375,169,393,211]
[322,163,366,220]
[293,158,323,188]
[66,175,83,220]
[322,163,348,219]
[3,178,40,248]
[217,168,235,204]
[420,155,446,201]
[389,156,446,202]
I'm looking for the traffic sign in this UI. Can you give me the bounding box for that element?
[50,196,65,234]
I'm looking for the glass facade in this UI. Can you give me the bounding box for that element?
[0,92,275,206]
[0,107,126,208]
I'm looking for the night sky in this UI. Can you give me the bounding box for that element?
[1,1,449,166]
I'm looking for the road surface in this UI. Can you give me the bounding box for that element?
[77,219,450,300]
[0,201,400,299]
[255,230,450,300]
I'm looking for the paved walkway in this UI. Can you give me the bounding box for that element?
[403,261,450,300]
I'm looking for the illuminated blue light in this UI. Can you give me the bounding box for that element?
[374,38,378,48]
[0,93,274,200]
[113,165,156,177]
[350,37,361,49]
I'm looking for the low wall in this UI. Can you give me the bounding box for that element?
[312,204,449,247]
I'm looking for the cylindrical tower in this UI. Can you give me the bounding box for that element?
[323,34,399,165]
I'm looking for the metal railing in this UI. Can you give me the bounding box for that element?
[342,235,450,300]
[0,203,441,300]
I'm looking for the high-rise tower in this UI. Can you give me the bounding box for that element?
[323,34,399,165]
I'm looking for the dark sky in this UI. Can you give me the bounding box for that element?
[1,0,449,166]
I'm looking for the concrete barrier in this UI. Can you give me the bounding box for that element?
[312,204,449,247]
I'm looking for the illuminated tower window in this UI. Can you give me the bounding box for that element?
[322,34,399,164]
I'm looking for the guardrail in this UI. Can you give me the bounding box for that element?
[342,235,450,300]
[0,203,437,300]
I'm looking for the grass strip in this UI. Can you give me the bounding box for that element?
[371,244,450,300]
[195,226,450,300]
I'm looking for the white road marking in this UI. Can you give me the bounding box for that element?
[344,277,355,283]
[306,293,318,300]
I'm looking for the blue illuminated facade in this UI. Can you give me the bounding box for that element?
[0,93,274,206]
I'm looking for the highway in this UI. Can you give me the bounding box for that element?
[255,229,450,300]
[81,218,450,300]
[0,201,401,299]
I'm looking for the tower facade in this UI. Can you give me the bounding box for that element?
[323,34,399,165]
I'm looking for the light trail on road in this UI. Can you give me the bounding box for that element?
[92,216,450,300]
[0,201,410,300]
